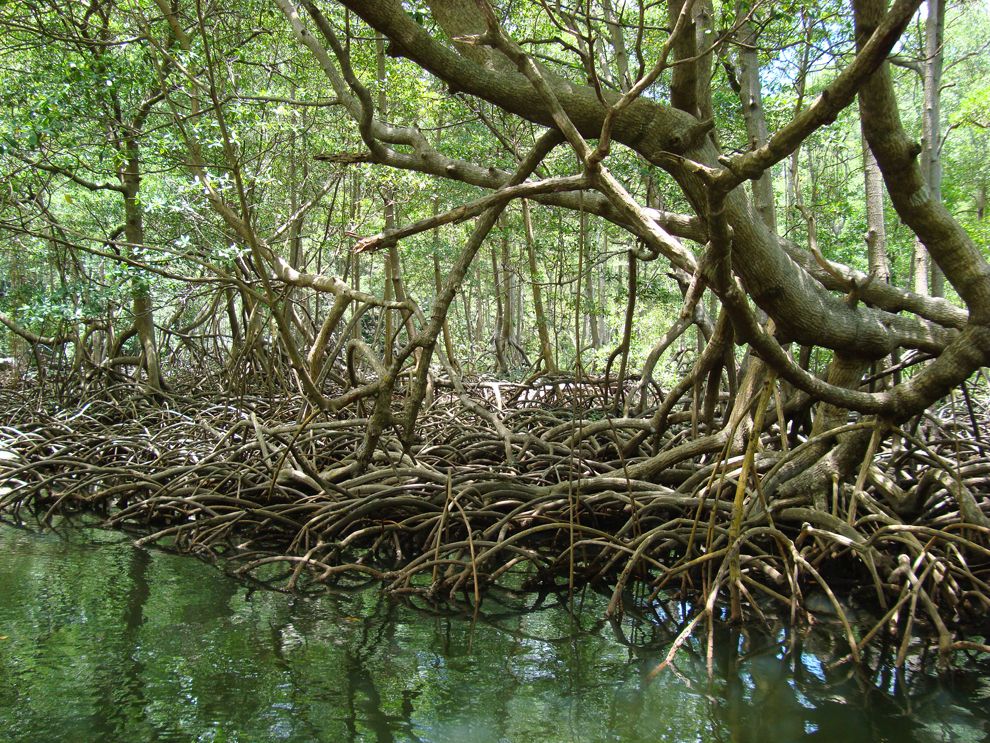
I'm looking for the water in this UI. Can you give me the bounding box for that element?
[1,519,989,742]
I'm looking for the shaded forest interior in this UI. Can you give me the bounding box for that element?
[2,0,990,667]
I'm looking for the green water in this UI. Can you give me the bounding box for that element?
[1,519,988,742]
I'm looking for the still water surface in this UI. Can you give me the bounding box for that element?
[1,519,989,742]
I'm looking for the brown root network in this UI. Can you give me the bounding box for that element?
[2,370,989,667]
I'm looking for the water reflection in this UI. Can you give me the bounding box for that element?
[0,518,988,742]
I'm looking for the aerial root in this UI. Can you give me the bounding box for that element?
[1,377,988,663]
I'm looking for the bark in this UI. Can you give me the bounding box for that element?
[433,254,460,374]
[693,0,716,124]
[811,355,868,437]
[602,0,631,90]
[575,206,587,374]
[425,0,514,72]
[375,36,417,366]
[605,249,637,409]
[733,6,777,233]
[384,248,396,366]
[667,0,700,116]
[122,140,163,393]
[491,242,508,374]
[224,286,242,354]
[522,199,556,373]
[499,223,514,367]
[918,0,946,297]
[862,136,890,283]
[585,233,601,351]
[351,174,362,341]
[473,264,485,357]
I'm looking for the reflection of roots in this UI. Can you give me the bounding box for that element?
[1,376,988,664]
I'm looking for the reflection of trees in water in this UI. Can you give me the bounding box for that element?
[89,545,152,741]
[657,615,988,743]
[362,585,988,742]
[1,523,988,742]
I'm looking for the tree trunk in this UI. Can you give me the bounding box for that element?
[667,0,699,116]
[492,243,509,374]
[911,0,946,296]
[601,0,630,91]
[122,141,163,393]
[863,136,890,283]
[923,0,946,298]
[585,238,601,351]
[693,0,716,125]
[351,173,362,342]
[734,6,777,233]
[433,254,460,374]
[574,207,587,375]
[523,200,556,373]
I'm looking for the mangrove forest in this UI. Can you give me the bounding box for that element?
[2,0,990,726]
